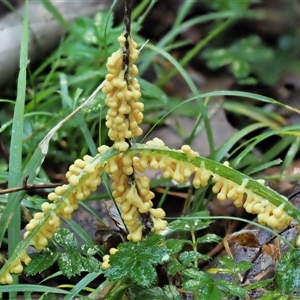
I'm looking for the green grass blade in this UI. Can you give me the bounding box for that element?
[62,271,103,300]
[6,0,29,289]
[158,18,235,87]
[38,0,71,32]
[144,43,215,158]
[214,123,265,161]
[281,137,300,172]
[0,284,69,294]
[59,73,97,155]
[0,81,105,245]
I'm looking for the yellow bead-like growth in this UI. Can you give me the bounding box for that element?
[23,151,106,252]
[102,34,143,151]
[136,139,293,231]
[0,251,32,283]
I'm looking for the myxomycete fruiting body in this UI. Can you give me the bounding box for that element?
[2,16,298,285]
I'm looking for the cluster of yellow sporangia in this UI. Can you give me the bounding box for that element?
[102,33,143,152]
[100,138,294,269]
[0,251,31,284]
[132,138,292,231]
[23,155,103,251]
[99,144,167,243]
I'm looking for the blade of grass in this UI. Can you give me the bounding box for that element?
[38,0,71,32]
[157,17,235,87]
[7,1,28,290]
[144,43,215,158]
[246,158,282,175]
[214,122,265,161]
[281,137,300,172]
[62,270,103,300]
[138,10,264,75]
[231,125,300,168]
[0,284,69,295]
[59,73,97,155]
[132,0,151,21]
[136,0,157,26]
[0,81,105,245]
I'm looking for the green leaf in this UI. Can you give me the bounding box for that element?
[162,285,181,299]
[244,278,273,291]
[202,35,274,84]
[275,248,300,294]
[25,249,58,276]
[138,244,168,265]
[257,291,286,300]
[182,268,212,283]
[200,283,224,300]
[54,228,78,251]
[215,279,246,297]
[82,256,101,273]
[81,244,101,256]
[217,256,253,274]
[179,251,211,266]
[129,286,166,300]
[166,217,212,234]
[58,251,84,278]
[197,234,221,244]
[105,235,170,285]
[130,285,181,300]
[165,239,187,255]
[105,254,136,281]
[140,234,165,248]
[167,260,184,276]
[0,284,69,295]
[130,261,157,287]
[183,279,204,291]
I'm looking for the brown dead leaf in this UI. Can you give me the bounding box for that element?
[227,230,261,248]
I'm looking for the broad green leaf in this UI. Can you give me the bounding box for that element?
[183,279,204,291]
[275,248,300,294]
[197,234,221,244]
[182,268,212,283]
[202,35,274,84]
[138,245,169,264]
[215,279,246,297]
[140,234,165,248]
[167,260,184,276]
[105,254,136,281]
[162,285,181,299]
[130,261,157,287]
[217,256,253,274]
[200,283,224,300]
[129,286,165,300]
[25,249,58,276]
[82,256,101,273]
[54,228,78,251]
[81,244,101,256]
[58,251,83,278]
[166,218,212,234]
[179,251,210,266]
[165,239,188,255]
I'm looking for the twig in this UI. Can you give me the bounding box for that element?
[0,175,61,195]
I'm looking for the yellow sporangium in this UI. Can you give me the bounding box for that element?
[102,33,143,151]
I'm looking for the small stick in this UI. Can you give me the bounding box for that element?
[0,176,61,195]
